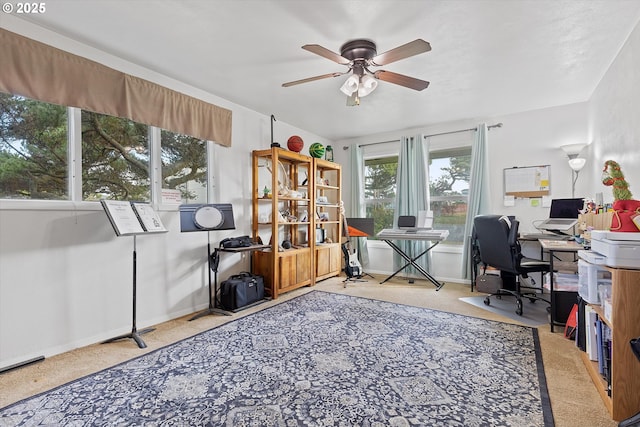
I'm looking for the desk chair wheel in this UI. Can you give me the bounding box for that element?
[484,297,491,306]
[515,299,523,316]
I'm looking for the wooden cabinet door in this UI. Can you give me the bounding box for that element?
[279,255,296,289]
[329,244,341,274]
[296,251,311,282]
[316,246,331,277]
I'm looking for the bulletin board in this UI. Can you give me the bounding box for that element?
[503,165,550,198]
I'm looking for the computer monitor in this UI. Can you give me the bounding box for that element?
[549,198,584,219]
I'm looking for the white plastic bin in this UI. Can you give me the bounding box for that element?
[578,259,612,304]
[544,272,579,292]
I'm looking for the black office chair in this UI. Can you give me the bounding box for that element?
[472,214,551,316]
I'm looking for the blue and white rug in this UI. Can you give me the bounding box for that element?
[0,291,553,426]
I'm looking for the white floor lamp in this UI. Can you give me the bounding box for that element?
[560,144,587,197]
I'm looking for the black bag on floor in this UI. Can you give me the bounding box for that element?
[220,272,265,310]
[475,273,502,293]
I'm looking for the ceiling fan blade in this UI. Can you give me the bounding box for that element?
[282,72,345,87]
[371,39,431,66]
[302,44,351,65]
[373,70,430,91]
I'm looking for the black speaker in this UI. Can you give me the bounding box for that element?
[398,215,416,228]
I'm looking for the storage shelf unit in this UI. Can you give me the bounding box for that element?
[313,158,342,281]
[251,148,342,298]
[581,267,640,421]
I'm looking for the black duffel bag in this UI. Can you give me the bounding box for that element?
[220,272,265,310]
[220,235,253,249]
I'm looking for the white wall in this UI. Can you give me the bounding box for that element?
[587,19,640,203]
[0,19,332,369]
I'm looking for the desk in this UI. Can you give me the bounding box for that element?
[376,229,449,290]
[539,239,583,332]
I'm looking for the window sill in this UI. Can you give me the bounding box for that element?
[0,199,182,212]
[0,199,99,211]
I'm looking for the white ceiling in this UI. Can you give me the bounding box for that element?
[13,0,640,141]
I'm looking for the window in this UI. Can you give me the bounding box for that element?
[429,148,471,244]
[161,130,207,204]
[0,93,213,204]
[0,93,68,199]
[364,146,471,244]
[364,156,397,236]
[81,111,150,201]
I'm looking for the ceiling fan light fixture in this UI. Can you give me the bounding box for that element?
[340,75,359,96]
[358,74,378,97]
[282,38,431,104]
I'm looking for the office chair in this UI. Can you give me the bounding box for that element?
[472,215,551,316]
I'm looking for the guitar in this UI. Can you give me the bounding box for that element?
[340,203,362,278]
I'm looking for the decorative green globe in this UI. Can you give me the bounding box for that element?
[309,142,325,158]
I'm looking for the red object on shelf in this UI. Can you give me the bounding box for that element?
[287,135,304,152]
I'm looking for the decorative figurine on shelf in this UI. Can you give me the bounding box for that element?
[287,135,304,152]
[325,145,334,161]
[602,159,640,231]
[309,142,325,158]
[602,160,633,200]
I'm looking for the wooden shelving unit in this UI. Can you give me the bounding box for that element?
[581,267,640,421]
[313,158,342,281]
[251,148,342,298]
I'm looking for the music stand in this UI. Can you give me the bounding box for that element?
[101,201,167,349]
[179,204,236,320]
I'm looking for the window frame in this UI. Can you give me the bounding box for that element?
[362,141,472,246]
[363,154,398,236]
[427,146,472,245]
[0,99,215,211]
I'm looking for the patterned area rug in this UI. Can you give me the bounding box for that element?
[0,291,553,426]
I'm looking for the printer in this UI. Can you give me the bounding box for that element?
[588,230,640,269]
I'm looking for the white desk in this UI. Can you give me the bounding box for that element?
[376,228,449,290]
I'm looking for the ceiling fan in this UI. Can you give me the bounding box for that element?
[282,39,431,105]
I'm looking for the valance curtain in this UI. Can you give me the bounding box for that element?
[460,123,491,280]
[349,145,369,266]
[0,28,232,147]
[393,134,429,275]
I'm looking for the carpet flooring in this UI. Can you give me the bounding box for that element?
[0,290,553,426]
